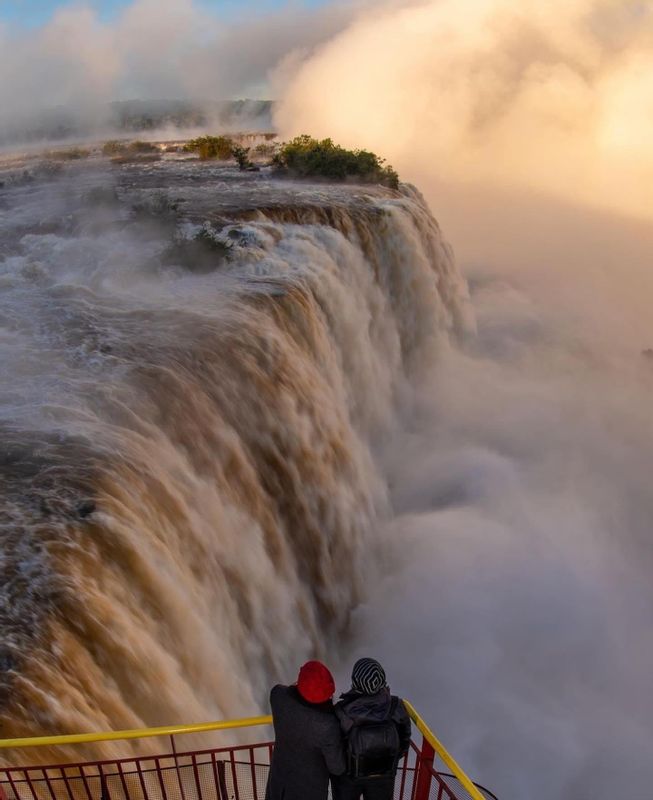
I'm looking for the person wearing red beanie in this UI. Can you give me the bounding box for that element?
[265,661,346,800]
[297,660,336,703]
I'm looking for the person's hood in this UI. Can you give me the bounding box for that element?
[338,686,393,723]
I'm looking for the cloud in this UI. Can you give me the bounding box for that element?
[0,0,363,128]
[276,0,653,221]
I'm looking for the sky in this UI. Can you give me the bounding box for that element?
[0,0,327,27]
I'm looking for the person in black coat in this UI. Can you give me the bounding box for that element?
[331,658,412,800]
[265,660,346,800]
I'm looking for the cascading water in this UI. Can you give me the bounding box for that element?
[0,154,471,762]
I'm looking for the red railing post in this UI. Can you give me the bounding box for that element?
[216,762,228,800]
[100,770,111,800]
[413,735,435,800]
[170,734,188,800]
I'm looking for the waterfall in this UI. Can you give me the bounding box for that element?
[0,158,470,761]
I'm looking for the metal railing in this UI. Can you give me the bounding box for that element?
[0,706,494,800]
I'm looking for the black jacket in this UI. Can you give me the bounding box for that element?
[265,684,346,800]
[335,688,412,759]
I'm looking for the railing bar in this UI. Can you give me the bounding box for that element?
[413,740,426,800]
[0,717,274,751]
[4,769,20,800]
[4,769,21,800]
[3,742,276,775]
[22,769,39,800]
[398,753,408,800]
[153,759,168,800]
[228,750,239,800]
[190,753,202,800]
[78,763,94,800]
[413,736,435,800]
[59,767,75,800]
[170,736,187,800]
[248,747,257,799]
[405,741,419,800]
[437,774,499,800]
[116,760,130,800]
[409,760,418,800]
[440,774,459,800]
[99,764,111,800]
[40,769,57,800]
[208,752,221,800]
[216,763,228,800]
[135,758,150,800]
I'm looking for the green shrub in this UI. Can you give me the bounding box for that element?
[129,140,158,154]
[253,142,277,159]
[103,140,159,158]
[232,145,254,170]
[272,135,399,188]
[46,147,91,161]
[102,140,126,156]
[183,135,234,160]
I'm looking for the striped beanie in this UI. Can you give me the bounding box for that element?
[351,657,387,695]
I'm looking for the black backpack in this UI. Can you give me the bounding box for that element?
[345,697,401,779]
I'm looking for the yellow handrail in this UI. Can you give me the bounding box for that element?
[0,715,273,750]
[0,703,486,800]
[403,700,485,800]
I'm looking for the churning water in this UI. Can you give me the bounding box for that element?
[0,154,470,762]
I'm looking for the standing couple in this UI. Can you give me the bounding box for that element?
[265,657,411,800]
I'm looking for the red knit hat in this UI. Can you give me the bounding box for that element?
[296,661,335,704]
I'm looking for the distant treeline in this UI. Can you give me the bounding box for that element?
[0,99,274,145]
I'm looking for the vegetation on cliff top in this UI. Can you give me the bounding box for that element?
[181,133,400,187]
[183,135,234,160]
[102,140,160,161]
[272,135,399,189]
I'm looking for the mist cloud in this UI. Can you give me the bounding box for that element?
[0,0,363,128]
[276,0,653,222]
[274,1,653,797]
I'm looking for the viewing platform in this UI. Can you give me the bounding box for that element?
[0,704,497,800]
